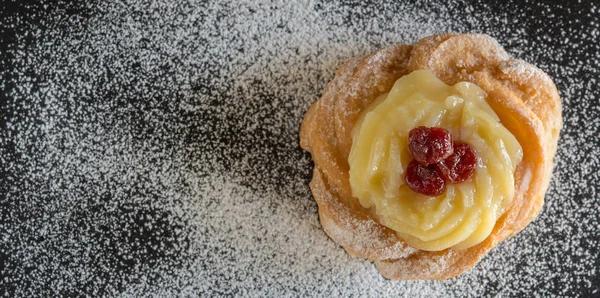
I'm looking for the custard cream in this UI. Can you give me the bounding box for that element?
[348,70,523,251]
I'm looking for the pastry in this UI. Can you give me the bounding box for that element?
[299,33,562,280]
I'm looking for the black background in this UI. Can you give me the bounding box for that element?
[1,0,599,296]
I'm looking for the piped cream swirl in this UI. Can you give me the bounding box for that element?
[348,70,523,251]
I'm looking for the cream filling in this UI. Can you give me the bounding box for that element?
[348,70,523,251]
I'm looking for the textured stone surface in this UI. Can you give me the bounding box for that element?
[0,0,598,296]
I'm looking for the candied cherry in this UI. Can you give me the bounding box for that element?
[408,126,453,165]
[405,160,446,196]
[435,142,478,183]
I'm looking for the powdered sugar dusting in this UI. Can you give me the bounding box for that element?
[0,0,598,296]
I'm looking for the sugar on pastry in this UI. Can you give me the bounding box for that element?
[299,33,562,280]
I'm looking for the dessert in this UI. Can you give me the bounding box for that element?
[299,33,562,279]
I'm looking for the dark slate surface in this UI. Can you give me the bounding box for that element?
[1,0,598,296]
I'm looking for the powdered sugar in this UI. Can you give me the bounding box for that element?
[0,0,598,296]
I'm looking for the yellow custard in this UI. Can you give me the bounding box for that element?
[348,70,523,251]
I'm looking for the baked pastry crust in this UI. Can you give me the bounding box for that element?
[299,33,562,280]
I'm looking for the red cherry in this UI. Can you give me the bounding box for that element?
[408,126,453,165]
[405,160,446,196]
[435,142,478,183]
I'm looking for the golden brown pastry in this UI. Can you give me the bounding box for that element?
[299,33,562,280]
